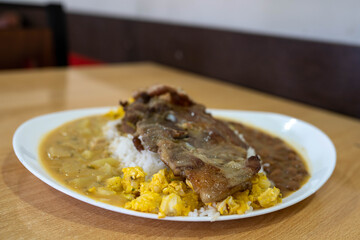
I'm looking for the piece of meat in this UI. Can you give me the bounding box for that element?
[120,85,261,203]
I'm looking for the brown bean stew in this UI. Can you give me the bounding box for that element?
[229,122,309,197]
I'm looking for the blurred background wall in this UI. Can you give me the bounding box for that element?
[5,0,360,46]
[1,0,359,118]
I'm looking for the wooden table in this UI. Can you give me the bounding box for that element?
[1,63,359,239]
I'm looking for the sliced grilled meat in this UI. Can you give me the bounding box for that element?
[120,85,261,203]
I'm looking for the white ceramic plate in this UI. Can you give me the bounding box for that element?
[13,107,336,222]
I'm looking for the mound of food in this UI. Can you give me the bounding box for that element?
[118,85,261,203]
[100,85,283,218]
[41,85,309,220]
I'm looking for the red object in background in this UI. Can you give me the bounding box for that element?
[68,52,103,66]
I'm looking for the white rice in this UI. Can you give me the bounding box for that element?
[247,146,256,159]
[103,119,166,177]
[188,205,220,221]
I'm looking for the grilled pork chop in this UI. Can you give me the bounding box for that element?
[119,85,261,203]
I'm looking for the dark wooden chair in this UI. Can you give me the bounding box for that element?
[0,3,68,69]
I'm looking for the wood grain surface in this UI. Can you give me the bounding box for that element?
[0,63,359,239]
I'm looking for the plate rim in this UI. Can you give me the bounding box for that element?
[12,107,336,222]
